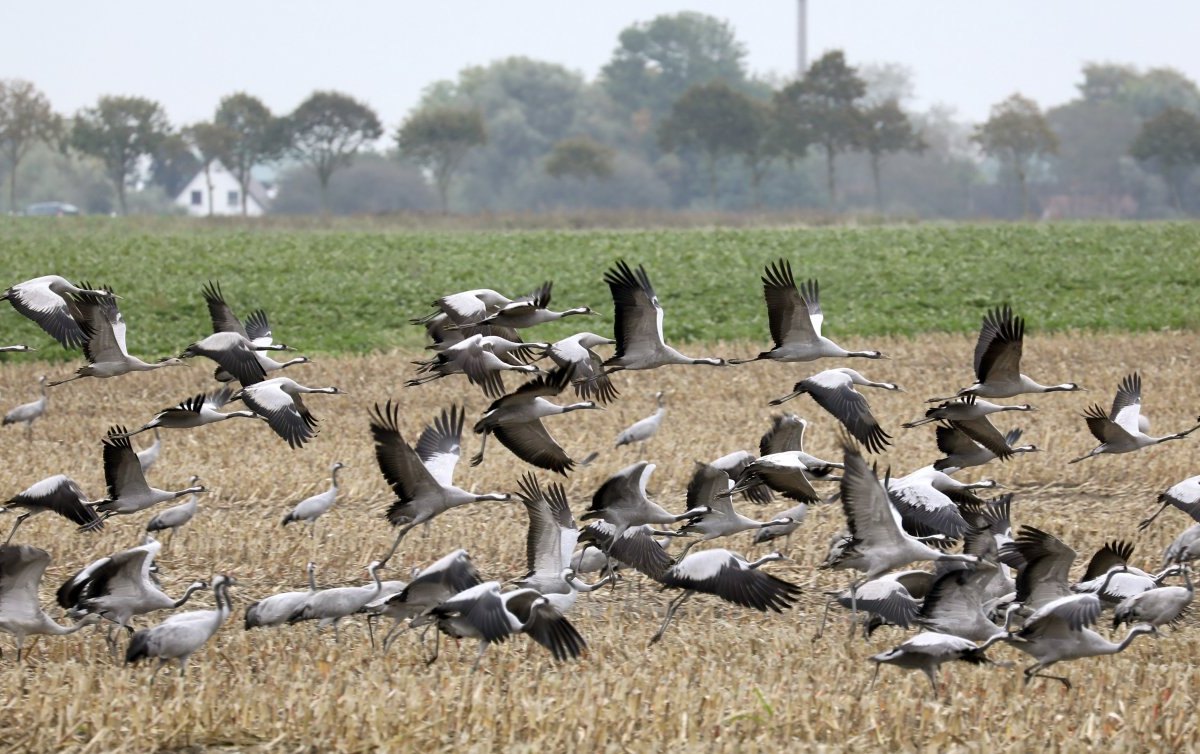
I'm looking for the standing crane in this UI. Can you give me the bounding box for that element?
[244,563,318,629]
[614,392,666,453]
[144,477,205,542]
[2,375,48,437]
[125,575,234,678]
[287,561,384,641]
[281,461,346,533]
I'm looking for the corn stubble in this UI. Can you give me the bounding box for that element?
[0,332,1197,752]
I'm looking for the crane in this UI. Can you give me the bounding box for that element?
[231,377,342,449]
[614,391,666,453]
[0,544,102,660]
[125,575,234,678]
[2,375,48,437]
[602,260,725,371]
[93,427,205,520]
[651,549,801,644]
[48,289,186,386]
[927,306,1082,402]
[1070,372,1199,463]
[244,563,318,629]
[769,368,901,453]
[1,275,115,348]
[471,368,600,474]
[2,474,102,544]
[145,476,205,542]
[370,401,510,566]
[731,260,884,363]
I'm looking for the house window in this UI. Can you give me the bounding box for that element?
[190,190,202,206]
[227,190,239,208]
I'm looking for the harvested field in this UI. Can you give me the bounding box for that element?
[0,331,1197,752]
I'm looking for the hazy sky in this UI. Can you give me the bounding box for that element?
[6,1,1198,131]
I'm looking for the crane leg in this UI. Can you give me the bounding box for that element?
[470,641,489,673]
[425,630,441,666]
[649,591,694,645]
[814,595,837,640]
[1138,502,1170,532]
[674,537,700,562]
[869,662,883,689]
[847,578,862,638]
[1023,663,1072,690]
[470,434,488,467]
[15,636,24,663]
[382,619,412,653]
[924,668,939,697]
[380,522,418,567]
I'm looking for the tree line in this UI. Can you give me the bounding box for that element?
[3,11,1200,218]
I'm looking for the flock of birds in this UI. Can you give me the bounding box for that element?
[0,264,1198,694]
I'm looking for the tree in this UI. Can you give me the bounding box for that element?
[859,99,925,210]
[1130,107,1200,212]
[776,51,867,205]
[214,93,284,216]
[284,91,382,214]
[70,96,170,214]
[658,81,761,206]
[601,12,748,124]
[973,94,1058,218]
[184,121,235,217]
[148,131,200,200]
[395,107,486,213]
[545,137,614,182]
[0,80,62,212]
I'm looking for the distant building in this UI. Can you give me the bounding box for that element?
[173,159,272,217]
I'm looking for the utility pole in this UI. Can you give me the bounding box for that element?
[797,0,808,76]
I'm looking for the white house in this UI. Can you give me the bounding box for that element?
[173,159,271,217]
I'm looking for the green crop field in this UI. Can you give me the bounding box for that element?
[2,219,1198,359]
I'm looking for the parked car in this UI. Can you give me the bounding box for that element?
[24,201,80,216]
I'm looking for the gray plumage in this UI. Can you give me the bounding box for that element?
[245,563,318,629]
[2,375,47,436]
[282,462,346,526]
[614,392,665,449]
[126,575,233,677]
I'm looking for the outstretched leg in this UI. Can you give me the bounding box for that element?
[380,522,418,567]
[650,591,694,645]
[470,641,489,673]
